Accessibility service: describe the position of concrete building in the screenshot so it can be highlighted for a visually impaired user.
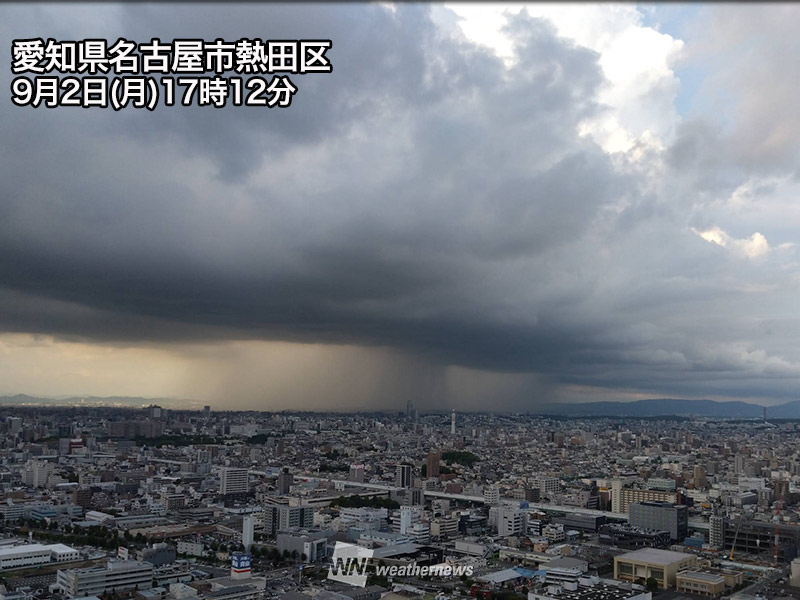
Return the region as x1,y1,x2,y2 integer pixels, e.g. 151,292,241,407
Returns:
709,515,725,549
430,515,459,538
0,543,79,570
613,548,697,588
614,488,676,514
484,486,500,505
176,541,204,557
539,557,588,585
349,464,365,483
137,543,176,566
790,557,800,587
628,502,688,542
675,572,725,597
242,515,254,552
57,560,154,598
426,450,441,479
499,504,525,537
395,465,412,489
276,531,329,562
219,468,249,496
277,468,294,495
528,579,652,600
553,513,606,532
599,524,671,549
530,478,561,498
262,505,314,537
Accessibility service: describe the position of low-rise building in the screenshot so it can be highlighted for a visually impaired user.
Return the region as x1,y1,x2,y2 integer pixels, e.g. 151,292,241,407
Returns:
0,543,79,570
613,548,697,589
675,571,725,597
57,560,154,598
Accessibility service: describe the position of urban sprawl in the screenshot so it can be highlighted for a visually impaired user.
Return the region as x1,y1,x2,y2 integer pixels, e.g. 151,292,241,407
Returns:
1,404,800,600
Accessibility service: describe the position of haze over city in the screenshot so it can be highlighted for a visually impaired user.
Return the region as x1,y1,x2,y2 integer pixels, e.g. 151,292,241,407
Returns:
3,4,800,411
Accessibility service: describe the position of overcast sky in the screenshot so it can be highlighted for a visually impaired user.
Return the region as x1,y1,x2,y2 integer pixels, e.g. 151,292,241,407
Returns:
2,3,800,411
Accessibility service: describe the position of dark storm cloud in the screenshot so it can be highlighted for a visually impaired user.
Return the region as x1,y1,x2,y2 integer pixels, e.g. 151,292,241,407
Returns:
3,3,800,406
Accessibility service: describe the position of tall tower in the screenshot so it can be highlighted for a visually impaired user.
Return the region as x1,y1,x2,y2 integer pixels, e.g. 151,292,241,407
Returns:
611,479,623,514
395,464,412,488
426,450,441,479
450,409,456,435
242,515,254,552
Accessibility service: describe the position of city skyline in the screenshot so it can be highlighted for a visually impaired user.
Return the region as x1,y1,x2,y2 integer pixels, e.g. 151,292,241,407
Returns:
3,4,800,411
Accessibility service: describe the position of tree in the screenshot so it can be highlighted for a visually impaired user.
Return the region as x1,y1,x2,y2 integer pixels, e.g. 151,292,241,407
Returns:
645,577,659,591
300,553,307,562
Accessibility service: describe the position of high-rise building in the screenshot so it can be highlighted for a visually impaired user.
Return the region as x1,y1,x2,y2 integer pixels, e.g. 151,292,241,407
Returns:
72,488,93,509
277,468,294,495
242,515,254,551
484,485,500,505
219,467,249,496
399,505,421,534
735,455,747,474
8,417,22,435
396,464,412,489
709,515,725,549
21,460,55,488
426,450,441,479
628,501,688,542
530,478,561,498
611,479,623,514
262,506,314,537
693,466,707,489
451,410,456,435
614,486,676,514
349,464,365,483
498,504,525,537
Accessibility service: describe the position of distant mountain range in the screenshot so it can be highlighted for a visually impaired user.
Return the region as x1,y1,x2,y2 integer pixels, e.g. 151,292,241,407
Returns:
0,393,195,409
1,393,799,419
536,398,800,418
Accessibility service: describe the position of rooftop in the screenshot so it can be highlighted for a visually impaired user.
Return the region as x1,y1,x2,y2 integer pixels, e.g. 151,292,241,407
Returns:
677,571,725,583
616,548,692,566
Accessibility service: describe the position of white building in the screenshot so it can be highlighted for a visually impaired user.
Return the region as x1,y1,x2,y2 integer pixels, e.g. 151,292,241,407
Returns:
242,515,254,552
530,478,561,498
484,486,500,505
219,468,249,496
499,505,526,537
57,560,153,598
20,460,55,488
0,543,79,570
398,505,422,534
176,541,204,557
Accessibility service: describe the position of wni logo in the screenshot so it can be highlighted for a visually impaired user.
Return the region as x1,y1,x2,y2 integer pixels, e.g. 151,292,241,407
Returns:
328,542,374,587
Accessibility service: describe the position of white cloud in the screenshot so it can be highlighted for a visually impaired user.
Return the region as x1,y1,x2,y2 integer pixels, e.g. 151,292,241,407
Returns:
692,225,770,259
441,3,683,154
